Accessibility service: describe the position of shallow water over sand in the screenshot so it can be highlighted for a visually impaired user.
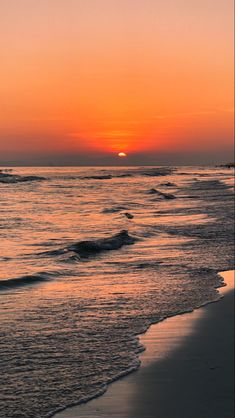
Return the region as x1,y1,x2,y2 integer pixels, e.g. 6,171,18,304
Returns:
0,166,234,418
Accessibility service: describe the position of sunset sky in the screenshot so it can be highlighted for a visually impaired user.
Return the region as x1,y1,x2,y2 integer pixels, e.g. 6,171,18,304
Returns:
0,0,234,165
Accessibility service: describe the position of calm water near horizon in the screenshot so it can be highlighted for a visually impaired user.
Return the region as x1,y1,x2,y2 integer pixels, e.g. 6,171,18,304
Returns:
0,166,234,418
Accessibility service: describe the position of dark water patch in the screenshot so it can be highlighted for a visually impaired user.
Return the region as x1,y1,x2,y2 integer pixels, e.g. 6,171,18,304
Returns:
0,272,53,290
68,230,137,257
114,173,133,178
61,173,133,181
188,179,230,190
0,172,46,183
147,188,176,199
177,172,192,175
179,193,234,200
179,179,234,201
124,212,134,219
102,206,128,214
106,260,162,271
134,261,162,270
39,248,68,257
40,231,137,260
81,175,112,180
160,182,176,187
80,174,133,180
140,168,173,177
166,221,234,241
218,163,235,168
177,172,212,177
0,256,11,261
179,195,202,199
147,188,159,194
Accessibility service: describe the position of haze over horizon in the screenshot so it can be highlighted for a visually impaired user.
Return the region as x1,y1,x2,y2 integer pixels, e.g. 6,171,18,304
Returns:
0,0,234,166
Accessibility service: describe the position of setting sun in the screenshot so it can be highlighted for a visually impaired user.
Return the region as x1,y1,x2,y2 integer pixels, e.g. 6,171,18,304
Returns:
0,0,233,167
0,2,234,418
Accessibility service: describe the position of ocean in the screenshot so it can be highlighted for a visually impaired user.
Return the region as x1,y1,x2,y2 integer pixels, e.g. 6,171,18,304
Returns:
0,166,234,418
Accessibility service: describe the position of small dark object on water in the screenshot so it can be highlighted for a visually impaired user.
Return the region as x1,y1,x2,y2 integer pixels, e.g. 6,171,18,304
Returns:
124,212,134,219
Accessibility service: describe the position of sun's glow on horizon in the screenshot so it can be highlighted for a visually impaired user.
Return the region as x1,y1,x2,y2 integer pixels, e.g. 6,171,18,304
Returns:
0,0,233,163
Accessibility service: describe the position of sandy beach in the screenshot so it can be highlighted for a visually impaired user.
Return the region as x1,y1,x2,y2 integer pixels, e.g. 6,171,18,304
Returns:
55,270,234,418
1,1,234,416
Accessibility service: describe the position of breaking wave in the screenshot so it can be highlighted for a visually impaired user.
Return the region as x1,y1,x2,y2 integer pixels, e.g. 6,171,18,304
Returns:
0,272,53,289
0,171,46,183
40,230,137,259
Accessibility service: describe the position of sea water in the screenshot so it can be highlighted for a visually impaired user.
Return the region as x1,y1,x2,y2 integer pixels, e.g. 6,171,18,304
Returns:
0,166,234,418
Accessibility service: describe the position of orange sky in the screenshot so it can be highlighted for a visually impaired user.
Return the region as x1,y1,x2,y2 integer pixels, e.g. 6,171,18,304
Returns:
0,0,234,165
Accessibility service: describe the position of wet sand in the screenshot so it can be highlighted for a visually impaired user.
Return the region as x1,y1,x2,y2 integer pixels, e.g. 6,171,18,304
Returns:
55,270,234,418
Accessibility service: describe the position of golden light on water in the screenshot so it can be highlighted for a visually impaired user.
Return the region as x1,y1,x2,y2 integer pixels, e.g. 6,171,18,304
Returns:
118,152,127,157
